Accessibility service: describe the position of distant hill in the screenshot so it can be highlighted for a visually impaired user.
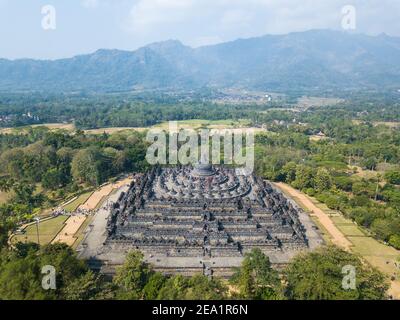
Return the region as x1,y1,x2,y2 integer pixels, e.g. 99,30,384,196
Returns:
1,30,400,92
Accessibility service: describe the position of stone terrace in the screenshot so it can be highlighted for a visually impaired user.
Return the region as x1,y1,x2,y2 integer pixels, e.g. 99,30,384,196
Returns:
88,165,322,278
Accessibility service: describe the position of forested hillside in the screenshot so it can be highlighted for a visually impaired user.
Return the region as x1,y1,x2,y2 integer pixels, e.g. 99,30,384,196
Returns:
1,30,400,92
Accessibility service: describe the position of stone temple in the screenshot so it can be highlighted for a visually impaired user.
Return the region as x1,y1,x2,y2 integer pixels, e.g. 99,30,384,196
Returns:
82,164,323,277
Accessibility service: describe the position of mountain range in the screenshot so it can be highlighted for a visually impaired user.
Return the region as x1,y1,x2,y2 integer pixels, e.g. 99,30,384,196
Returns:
1,29,400,93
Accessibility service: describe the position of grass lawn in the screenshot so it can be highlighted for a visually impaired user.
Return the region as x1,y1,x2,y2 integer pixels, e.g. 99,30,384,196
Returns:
83,119,252,135
313,197,400,290
84,127,148,135
31,123,75,131
277,182,400,296
155,119,251,130
63,191,93,212
330,216,366,237
11,215,68,245
0,123,75,134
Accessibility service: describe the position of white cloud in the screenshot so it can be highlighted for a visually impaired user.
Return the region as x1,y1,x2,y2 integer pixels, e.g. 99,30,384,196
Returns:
1,0,400,59
123,0,353,46
220,10,253,30
81,0,99,9
128,0,195,32
124,0,400,40
191,35,223,48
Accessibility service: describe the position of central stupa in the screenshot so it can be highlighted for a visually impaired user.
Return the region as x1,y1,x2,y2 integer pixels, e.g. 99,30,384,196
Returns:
191,162,216,177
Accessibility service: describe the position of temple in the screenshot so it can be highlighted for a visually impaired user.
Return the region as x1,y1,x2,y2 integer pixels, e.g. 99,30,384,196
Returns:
80,164,323,277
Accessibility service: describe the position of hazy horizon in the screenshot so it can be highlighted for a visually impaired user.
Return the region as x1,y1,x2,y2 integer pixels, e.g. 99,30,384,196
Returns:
2,28,397,62
1,0,399,60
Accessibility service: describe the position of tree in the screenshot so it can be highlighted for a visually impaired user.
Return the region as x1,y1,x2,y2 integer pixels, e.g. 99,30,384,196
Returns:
361,157,377,171
0,243,88,300
62,271,105,300
333,175,353,192
292,165,314,190
385,170,400,185
42,168,63,190
0,148,25,179
71,148,101,186
156,274,226,300
0,249,51,300
0,177,14,193
142,272,167,300
156,275,189,300
12,183,45,208
113,250,152,299
38,243,89,297
230,248,283,300
371,218,394,241
389,234,400,250
185,275,227,300
281,162,297,183
315,167,332,192
285,246,389,300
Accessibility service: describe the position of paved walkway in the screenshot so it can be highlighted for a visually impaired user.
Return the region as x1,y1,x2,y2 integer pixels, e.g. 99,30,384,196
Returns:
77,184,130,259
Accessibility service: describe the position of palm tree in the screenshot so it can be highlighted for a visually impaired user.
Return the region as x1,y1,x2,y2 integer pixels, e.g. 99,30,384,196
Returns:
0,177,14,193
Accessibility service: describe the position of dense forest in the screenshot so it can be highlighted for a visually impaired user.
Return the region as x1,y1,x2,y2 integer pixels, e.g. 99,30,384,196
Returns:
0,91,399,129
255,118,400,249
0,243,388,300
0,128,149,246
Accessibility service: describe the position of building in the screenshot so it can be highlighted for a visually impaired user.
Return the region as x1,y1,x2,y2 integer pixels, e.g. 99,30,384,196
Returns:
80,164,323,278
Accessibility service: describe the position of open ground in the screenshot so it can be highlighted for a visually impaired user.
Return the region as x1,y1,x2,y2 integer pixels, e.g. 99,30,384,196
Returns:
275,182,400,299
10,177,132,248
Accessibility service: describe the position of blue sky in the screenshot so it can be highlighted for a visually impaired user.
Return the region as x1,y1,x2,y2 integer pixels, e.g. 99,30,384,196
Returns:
1,0,399,60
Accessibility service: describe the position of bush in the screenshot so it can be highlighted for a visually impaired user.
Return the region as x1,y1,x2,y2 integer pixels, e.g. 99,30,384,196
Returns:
385,170,400,185
350,195,371,207
304,188,316,196
371,219,393,241
316,192,346,211
389,235,400,250
333,175,353,192
347,207,377,228
324,196,342,210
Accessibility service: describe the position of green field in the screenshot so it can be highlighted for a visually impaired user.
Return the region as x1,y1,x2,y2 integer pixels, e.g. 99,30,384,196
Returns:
11,215,68,245
154,119,252,130
63,191,93,212
2,119,255,137
309,197,400,283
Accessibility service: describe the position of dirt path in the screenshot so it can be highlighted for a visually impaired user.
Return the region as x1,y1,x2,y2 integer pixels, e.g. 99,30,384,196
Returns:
275,183,352,250
275,182,400,299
